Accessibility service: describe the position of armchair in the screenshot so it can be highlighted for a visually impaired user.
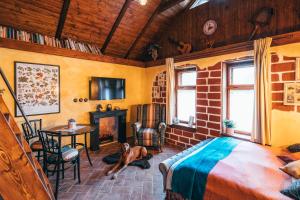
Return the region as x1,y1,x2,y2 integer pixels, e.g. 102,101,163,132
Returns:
131,104,166,152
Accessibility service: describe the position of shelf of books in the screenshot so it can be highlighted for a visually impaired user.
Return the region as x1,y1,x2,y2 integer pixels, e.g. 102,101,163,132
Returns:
0,25,144,67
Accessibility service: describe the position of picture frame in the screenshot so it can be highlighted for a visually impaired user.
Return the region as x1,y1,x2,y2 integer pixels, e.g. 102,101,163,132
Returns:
157,72,165,86
14,61,60,117
284,82,300,105
153,86,160,98
296,58,300,81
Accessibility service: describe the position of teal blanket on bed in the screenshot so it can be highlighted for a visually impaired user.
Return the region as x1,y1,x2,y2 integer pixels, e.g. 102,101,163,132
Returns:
171,137,241,200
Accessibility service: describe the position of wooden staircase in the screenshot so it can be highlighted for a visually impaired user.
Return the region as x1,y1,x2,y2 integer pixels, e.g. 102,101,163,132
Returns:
0,72,54,199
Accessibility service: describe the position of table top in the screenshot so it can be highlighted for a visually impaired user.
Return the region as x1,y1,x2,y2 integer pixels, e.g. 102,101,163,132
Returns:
47,124,95,136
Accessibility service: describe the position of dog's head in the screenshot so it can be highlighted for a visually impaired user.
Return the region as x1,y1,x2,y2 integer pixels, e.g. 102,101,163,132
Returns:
120,143,130,154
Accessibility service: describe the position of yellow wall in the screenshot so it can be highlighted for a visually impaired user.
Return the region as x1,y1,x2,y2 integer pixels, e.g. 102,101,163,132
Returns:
0,48,147,145
145,43,300,147
1,43,300,147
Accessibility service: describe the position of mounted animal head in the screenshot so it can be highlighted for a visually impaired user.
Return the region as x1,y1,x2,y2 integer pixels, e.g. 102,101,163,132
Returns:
120,143,130,154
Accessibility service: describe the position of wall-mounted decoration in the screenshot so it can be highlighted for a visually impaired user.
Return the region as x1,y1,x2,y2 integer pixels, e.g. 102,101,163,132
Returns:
147,44,161,61
158,73,165,86
249,7,274,40
168,37,192,55
296,58,300,80
153,86,161,98
203,19,218,36
15,62,60,117
284,82,300,105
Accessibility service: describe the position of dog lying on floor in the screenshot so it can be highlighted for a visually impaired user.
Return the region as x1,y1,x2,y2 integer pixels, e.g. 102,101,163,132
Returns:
106,143,147,179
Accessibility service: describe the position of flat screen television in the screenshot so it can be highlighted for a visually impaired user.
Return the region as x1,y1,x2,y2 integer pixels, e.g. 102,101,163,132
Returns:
89,77,125,100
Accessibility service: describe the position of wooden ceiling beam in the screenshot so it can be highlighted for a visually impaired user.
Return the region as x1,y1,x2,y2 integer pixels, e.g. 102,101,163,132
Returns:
55,0,71,39
101,0,133,54
158,0,186,13
125,3,163,59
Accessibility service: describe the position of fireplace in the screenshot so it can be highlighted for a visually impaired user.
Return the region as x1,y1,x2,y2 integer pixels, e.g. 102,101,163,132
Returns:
89,109,127,151
99,117,118,144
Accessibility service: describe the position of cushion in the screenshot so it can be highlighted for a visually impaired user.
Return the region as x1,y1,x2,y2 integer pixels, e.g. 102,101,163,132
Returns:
48,146,78,163
61,146,79,161
288,144,300,153
278,155,295,164
280,160,300,179
141,104,161,129
281,180,300,199
30,141,43,150
137,128,158,146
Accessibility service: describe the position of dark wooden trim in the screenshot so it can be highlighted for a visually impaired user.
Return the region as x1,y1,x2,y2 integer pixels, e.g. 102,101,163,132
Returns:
101,0,133,54
145,30,300,67
125,2,162,59
0,38,145,67
159,0,186,13
55,0,71,39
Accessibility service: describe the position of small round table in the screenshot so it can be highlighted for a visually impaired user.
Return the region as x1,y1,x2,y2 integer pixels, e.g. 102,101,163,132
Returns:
48,124,95,166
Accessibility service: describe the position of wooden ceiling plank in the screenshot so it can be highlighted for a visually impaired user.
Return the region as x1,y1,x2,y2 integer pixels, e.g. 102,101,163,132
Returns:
125,3,163,59
159,0,186,13
101,0,133,54
55,0,71,39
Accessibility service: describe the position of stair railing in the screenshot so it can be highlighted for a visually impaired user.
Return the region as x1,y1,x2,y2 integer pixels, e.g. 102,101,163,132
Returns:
0,67,34,135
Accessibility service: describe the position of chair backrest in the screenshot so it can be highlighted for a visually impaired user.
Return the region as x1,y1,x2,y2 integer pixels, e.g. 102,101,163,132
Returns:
38,130,62,156
136,104,166,129
21,119,42,142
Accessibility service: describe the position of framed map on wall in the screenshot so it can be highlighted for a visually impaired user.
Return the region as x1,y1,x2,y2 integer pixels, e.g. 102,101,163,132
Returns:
14,62,60,117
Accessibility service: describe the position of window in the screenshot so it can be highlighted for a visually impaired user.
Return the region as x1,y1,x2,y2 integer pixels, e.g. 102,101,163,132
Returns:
226,61,255,135
175,68,196,124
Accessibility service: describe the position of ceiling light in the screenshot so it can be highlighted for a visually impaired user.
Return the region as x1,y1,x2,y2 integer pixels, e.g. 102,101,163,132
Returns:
137,0,147,6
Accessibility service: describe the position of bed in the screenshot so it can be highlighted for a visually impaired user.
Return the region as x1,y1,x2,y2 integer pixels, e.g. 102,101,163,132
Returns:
159,137,293,200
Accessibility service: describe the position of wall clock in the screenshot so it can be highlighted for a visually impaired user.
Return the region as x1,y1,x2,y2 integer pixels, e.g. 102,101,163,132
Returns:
203,20,217,35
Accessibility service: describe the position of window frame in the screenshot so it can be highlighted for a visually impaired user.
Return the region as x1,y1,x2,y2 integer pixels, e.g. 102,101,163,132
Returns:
175,68,197,124
226,61,255,136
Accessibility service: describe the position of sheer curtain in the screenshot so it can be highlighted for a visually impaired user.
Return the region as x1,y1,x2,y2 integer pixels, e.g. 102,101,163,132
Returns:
166,58,175,125
252,37,272,145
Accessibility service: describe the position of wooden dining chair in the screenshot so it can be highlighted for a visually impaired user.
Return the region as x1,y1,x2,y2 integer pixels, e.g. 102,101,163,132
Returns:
21,119,43,162
38,130,81,199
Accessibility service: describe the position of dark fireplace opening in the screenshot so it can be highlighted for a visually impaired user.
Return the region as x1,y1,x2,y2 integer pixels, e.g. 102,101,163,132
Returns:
99,116,118,145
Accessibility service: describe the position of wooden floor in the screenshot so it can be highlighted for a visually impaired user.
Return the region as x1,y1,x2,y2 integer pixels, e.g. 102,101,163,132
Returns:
47,143,180,200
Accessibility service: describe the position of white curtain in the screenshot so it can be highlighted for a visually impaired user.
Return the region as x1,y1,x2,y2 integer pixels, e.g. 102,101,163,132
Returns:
252,37,272,145
166,58,175,124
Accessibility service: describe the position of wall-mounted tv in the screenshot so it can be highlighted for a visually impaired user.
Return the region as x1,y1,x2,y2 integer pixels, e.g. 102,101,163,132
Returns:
89,77,125,100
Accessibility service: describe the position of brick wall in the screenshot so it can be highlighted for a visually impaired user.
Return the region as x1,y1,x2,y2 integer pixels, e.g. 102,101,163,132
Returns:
271,53,300,112
151,63,223,149
196,62,223,138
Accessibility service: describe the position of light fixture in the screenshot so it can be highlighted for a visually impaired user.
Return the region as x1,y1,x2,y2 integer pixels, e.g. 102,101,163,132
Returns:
137,0,147,6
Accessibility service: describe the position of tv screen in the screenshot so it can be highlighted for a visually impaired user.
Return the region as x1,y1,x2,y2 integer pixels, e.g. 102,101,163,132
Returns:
89,77,125,100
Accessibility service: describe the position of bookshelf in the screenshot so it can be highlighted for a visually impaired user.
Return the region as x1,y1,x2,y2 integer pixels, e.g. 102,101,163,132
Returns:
0,37,145,67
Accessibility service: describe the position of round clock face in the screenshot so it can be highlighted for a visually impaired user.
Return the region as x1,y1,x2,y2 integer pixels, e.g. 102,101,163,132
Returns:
203,20,217,35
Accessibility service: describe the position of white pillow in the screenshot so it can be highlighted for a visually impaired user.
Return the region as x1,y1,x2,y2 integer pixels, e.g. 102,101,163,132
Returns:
280,160,300,179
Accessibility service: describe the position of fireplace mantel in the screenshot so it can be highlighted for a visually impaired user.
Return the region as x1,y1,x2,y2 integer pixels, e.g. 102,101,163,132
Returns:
89,109,127,151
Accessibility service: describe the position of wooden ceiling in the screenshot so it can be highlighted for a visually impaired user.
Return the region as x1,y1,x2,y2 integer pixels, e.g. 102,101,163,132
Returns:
0,0,192,61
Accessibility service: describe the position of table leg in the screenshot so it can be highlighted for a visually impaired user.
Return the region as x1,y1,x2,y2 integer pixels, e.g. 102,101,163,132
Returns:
85,132,93,166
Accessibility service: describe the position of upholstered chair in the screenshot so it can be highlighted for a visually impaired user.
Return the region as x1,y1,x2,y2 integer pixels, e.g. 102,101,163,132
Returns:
131,104,166,152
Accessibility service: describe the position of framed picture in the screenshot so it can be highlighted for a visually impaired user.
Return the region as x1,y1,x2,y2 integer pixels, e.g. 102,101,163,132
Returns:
284,82,300,105
15,62,60,117
153,86,160,98
296,58,300,81
157,72,165,86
